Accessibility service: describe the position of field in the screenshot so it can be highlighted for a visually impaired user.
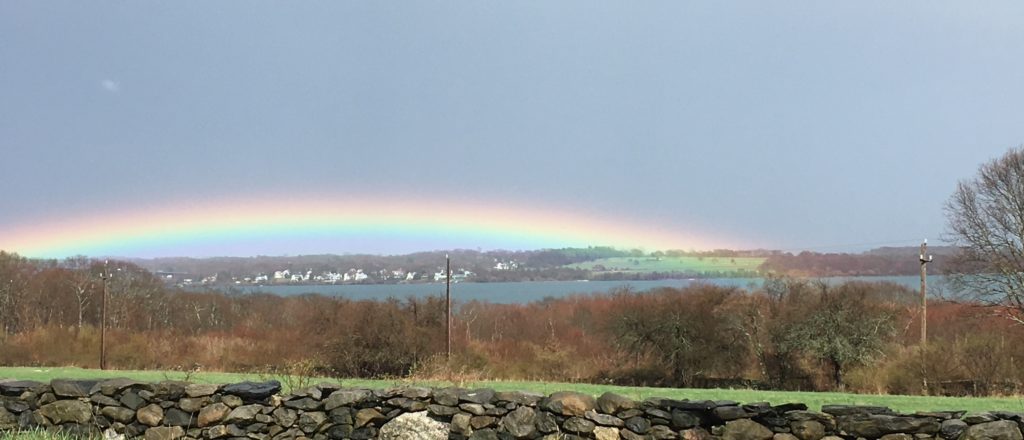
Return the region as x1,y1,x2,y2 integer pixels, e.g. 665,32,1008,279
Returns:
2,367,1022,414
568,256,765,275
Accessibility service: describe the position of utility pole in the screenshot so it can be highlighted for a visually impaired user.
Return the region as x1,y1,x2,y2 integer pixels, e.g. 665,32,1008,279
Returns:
100,260,109,370
445,254,451,362
919,240,933,393
920,240,932,346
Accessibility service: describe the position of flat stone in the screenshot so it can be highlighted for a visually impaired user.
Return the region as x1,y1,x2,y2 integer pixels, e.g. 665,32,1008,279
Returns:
598,392,637,415
220,394,242,408
432,388,460,406
222,381,281,401
790,420,825,440
355,408,386,428
494,391,543,406
325,424,353,440
50,379,98,397
594,426,620,440
939,419,968,439
91,393,121,406
838,415,939,438
283,397,320,411
714,405,753,421
0,407,17,430
0,381,44,396
626,416,651,434
585,409,624,427
323,389,371,410
185,384,221,398
672,410,702,429
821,405,893,417
649,425,678,440
272,407,297,427
93,378,153,396
297,411,327,433
224,404,263,425
328,407,353,425
180,397,209,413
400,387,431,399
470,415,497,429
564,417,596,434
964,413,1000,424
427,404,460,417
452,413,473,436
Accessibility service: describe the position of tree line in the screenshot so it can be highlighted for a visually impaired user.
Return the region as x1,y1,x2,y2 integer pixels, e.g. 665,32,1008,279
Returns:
1,250,1018,396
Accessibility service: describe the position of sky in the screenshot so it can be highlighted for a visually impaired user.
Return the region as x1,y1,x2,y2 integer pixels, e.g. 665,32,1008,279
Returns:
2,1,1023,258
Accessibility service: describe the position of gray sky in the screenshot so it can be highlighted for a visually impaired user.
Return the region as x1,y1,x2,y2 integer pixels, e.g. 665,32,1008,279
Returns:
2,1,1023,256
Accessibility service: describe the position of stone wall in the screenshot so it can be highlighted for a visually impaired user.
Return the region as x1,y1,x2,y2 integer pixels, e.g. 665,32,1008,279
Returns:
0,379,1014,440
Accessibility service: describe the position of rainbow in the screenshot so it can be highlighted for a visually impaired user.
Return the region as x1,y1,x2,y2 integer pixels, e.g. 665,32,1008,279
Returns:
0,196,727,258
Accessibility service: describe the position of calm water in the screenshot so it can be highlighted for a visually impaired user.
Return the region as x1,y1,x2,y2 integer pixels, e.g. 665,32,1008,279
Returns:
221,275,940,304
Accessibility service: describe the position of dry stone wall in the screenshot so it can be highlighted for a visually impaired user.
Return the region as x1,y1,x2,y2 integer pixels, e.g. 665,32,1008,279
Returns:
0,379,1016,440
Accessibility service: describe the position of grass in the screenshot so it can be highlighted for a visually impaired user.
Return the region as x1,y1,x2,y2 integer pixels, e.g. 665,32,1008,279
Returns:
568,256,765,275
3,367,1023,413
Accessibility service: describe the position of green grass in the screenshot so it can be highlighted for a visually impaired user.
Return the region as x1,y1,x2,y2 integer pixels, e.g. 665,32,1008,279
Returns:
568,256,765,275
3,367,1022,413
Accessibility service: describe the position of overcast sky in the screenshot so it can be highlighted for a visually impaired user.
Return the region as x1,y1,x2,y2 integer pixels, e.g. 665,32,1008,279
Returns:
2,1,1023,256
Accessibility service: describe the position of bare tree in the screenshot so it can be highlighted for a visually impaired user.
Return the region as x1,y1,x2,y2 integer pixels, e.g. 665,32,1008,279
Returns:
946,146,1024,323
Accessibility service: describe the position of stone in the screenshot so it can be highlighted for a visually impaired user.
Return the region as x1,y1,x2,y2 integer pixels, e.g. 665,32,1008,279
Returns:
714,405,753,421
155,381,190,400
387,397,427,412
460,403,486,415
297,412,327,433
4,399,29,413
821,405,893,417
222,381,282,401
646,408,672,420
626,416,652,434
879,434,914,440
721,419,774,440
146,426,186,440
586,409,624,427
328,407,353,425
664,400,716,411
536,411,559,433
180,397,209,413
350,427,377,439
594,426,620,440
272,407,297,427
186,383,221,398
289,386,323,400
540,391,597,417
283,397,320,411
166,408,197,427
459,388,496,405
94,378,152,396
963,413,1000,424
672,410,702,429
621,428,653,440
790,420,825,440
649,425,678,440
198,403,232,427
325,424,353,440
323,389,371,410
427,404,460,417
774,435,799,440
138,403,165,427
102,406,136,423
224,404,263,425
220,394,243,408
355,408,386,428
838,415,939,438
916,411,966,420
939,418,968,439
680,427,712,440
470,415,497,429
959,420,1023,440
433,388,461,406
39,399,93,424
496,405,534,437
598,392,637,414
91,393,122,406
376,411,449,440
0,407,17,430
452,412,473,435
0,380,44,396
564,417,596,434
121,391,147,410
774,403,809,413
494,391,544,406
468,429,499,440
50,379,99,397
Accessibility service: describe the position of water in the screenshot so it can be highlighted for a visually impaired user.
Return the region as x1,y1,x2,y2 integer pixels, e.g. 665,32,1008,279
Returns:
218,275,937,304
